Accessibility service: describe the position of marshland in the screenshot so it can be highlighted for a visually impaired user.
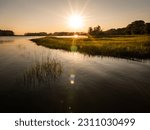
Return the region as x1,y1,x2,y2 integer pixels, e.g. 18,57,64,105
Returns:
31,35,150,59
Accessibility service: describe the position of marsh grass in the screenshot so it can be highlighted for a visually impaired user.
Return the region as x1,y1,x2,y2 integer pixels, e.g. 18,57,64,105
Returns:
31,35,150,59
23,56,63,88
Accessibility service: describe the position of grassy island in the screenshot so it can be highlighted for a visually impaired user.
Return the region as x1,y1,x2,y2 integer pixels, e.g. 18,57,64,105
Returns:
31,35,150,59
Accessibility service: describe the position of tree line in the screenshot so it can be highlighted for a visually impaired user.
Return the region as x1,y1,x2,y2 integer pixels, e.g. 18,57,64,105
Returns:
0,30,14,36
24,32,48,36
1,20,150,36
24,32,87,36
52,32,86,36
88,20,150,36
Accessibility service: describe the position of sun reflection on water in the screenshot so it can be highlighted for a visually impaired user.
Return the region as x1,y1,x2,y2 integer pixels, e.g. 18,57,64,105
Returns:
70,74,76,85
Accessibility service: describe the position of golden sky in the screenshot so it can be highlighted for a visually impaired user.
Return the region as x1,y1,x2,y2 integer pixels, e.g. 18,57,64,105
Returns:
0,0,150,35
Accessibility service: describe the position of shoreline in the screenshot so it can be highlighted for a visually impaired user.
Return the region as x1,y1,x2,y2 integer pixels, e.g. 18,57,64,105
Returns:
31,35,150,59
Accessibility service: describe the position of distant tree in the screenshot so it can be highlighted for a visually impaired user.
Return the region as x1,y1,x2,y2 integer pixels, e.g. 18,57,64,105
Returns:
88,20,150,36
125,24,132,35
104,29,117,35
145,23,150,34
116,28,126,35
88,27,93,35
88,25,103,36
94,25,101,35
126,20,145,34
48,33,53,36
53,32,73,36
0,30,14,36
24,32,47,36
96,25,101,32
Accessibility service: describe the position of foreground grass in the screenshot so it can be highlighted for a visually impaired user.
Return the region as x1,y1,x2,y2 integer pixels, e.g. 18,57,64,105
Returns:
24,57,62,87
31,35,150,59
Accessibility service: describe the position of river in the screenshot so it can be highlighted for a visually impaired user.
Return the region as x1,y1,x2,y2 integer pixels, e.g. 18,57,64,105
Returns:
0,36,150,112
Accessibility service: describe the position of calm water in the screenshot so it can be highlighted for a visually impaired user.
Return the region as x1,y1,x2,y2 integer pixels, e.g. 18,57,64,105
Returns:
0,36,150,112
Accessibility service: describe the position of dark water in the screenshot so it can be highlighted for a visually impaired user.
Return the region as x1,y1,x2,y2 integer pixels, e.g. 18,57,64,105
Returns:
0,36,150,112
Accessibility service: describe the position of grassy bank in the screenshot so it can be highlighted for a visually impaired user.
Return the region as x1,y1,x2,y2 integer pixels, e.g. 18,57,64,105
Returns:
31,35,150,59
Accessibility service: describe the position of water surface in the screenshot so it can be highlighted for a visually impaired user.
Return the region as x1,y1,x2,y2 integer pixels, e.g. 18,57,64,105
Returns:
0,36,150,112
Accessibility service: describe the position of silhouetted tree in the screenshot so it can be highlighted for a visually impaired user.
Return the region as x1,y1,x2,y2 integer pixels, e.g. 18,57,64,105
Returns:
116,28,126,35
101,20,150,36
126,20,145,34
96,25,101,32
48,33,53,36
104,29,117,35
94,25,101,35
24,32,47,36
88,27,93,35
0,30,14,36
88,25,103,36
145,23,150,34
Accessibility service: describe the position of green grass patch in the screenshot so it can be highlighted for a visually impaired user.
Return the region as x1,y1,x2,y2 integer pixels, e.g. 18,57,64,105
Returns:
31,35,150,59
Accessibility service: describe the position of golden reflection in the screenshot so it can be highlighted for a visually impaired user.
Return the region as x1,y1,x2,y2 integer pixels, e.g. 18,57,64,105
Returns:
70,74,76,85
70,80,75,84
74,34,79,38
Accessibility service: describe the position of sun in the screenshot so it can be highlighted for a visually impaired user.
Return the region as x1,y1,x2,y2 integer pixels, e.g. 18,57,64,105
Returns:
68,14,84,29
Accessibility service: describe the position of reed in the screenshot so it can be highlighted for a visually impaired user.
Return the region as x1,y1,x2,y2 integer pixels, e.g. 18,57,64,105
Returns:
23,55,63,88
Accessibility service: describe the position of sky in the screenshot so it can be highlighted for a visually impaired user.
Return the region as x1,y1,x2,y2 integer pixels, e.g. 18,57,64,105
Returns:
0,0,150,35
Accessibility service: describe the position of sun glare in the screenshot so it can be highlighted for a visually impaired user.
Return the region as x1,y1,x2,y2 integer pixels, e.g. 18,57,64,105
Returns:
74,34,78,38
68,14,84,29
